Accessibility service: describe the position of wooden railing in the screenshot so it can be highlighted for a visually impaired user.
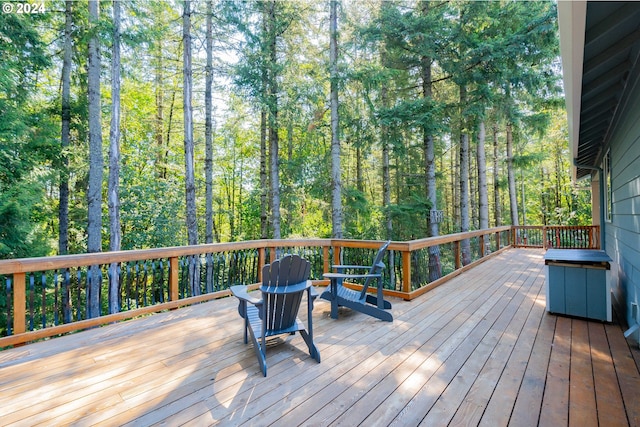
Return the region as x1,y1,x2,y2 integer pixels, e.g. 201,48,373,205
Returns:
0,225,597,347
511,225,600,249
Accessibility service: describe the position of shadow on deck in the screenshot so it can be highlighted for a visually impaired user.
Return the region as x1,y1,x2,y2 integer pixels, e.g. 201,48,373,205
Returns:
0,249,639,426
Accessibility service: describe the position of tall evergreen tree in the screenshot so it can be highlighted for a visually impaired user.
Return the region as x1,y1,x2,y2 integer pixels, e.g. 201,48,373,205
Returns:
87,0,103,318
108,0,122,314
59,0,73,256
330,0,342,238
265,0,281,239
183,0,199,294
205,0,216,245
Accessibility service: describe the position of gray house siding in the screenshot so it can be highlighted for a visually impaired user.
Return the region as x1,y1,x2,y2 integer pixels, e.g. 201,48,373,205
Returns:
605,70,640,331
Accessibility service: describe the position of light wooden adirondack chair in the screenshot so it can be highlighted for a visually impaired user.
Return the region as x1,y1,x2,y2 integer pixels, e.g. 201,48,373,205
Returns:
321,241,393,322
230,254,320,376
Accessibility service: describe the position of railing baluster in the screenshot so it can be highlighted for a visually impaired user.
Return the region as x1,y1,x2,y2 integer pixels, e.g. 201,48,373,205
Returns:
28,273,35,331
159,260,166,303
142,262,148,306
151,261,157,304
41,272,47,329
76,269,83,321
135,263,141,309
6,277,13,335
53,271,59,326
62,269,70,324
123,264,129,310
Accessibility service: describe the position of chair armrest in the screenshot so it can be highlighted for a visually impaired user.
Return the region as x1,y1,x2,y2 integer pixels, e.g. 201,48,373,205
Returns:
262,280,310,295
332,264,371,270
309,284,319,299
230,285,262,306
323,272,382,280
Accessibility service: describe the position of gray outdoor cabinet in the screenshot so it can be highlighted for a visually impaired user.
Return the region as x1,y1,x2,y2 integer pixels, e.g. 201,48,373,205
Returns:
544,249,612,322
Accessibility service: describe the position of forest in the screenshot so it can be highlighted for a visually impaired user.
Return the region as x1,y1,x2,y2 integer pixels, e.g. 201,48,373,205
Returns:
0,0,591,260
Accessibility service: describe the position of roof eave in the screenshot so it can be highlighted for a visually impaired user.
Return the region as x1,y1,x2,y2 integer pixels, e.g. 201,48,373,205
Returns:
557,0,587,181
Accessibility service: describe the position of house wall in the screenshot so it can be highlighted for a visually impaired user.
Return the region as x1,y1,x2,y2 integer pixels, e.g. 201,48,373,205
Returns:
605,69,640,336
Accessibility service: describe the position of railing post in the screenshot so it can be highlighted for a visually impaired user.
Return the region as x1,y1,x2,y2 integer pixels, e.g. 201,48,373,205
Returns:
454,241,461,270
333,245,341,267
169,257,179,302
479,235,485,257
543,226,547,250
402,251,411,293
258,247,266,282
13,272,26,335
323,246,330,274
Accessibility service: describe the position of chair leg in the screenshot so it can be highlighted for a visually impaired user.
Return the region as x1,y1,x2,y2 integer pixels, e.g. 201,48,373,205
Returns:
243,315,249,344
320,281,340,319
300,330,321,363
304,288,320,362
254,342,267,377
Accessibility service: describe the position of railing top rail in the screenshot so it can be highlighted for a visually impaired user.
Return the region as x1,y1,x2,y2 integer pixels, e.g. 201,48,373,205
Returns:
402,226,512,251
0,225,592,275
513,225,598,229
0,238,333,275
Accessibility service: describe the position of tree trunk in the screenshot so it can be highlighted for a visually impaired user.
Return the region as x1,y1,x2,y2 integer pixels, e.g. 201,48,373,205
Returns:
492,123,501,226
269,119,281,240
204,0,215,292
59,0,73,323
330,0,342,238
382,137,391,237
379,3,393,242
87,0,103,319
459,85,471,266
469,141,477,229
108,0,122,314
452,139,460,229
419,0,441,281
477,121,488,229
506,121,519,226
381,86,392,240
205,0,214,245
260,108,268,239
259,3,269,239
266,0,281,240
59,0,72,257
183,0,199,295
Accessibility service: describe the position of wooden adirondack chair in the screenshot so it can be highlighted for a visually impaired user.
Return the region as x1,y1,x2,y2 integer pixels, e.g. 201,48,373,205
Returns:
320,241,393,322
230,254,320,376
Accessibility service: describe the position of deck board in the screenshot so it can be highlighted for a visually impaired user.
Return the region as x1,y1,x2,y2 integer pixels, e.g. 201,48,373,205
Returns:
1,248,639,426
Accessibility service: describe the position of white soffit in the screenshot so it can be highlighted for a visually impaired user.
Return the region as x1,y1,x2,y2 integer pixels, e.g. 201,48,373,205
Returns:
557,0,586,181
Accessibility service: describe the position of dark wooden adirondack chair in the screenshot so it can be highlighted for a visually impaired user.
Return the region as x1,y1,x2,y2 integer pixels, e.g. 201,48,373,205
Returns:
320,241,393,322
230,254,320,376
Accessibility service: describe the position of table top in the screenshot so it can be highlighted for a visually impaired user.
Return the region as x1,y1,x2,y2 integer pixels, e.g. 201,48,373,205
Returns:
544,249,612,264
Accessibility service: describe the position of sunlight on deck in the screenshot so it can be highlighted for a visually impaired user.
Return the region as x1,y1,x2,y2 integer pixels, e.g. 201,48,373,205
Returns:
1,249,639,426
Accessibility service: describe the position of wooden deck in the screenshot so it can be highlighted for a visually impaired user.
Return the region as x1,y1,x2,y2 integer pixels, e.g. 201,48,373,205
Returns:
1,249,639,426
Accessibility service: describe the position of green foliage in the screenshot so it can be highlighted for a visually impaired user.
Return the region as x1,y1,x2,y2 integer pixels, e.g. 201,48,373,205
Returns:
0,0,592,261
0,12,58,259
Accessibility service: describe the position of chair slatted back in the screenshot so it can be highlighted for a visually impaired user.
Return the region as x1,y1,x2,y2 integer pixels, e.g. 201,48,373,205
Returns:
261,255,311,333
359,241,391,299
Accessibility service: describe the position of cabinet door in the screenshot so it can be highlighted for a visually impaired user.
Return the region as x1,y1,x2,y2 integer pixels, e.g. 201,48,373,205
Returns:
564,267,587,318
586,268,607,321
547,265,566,314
